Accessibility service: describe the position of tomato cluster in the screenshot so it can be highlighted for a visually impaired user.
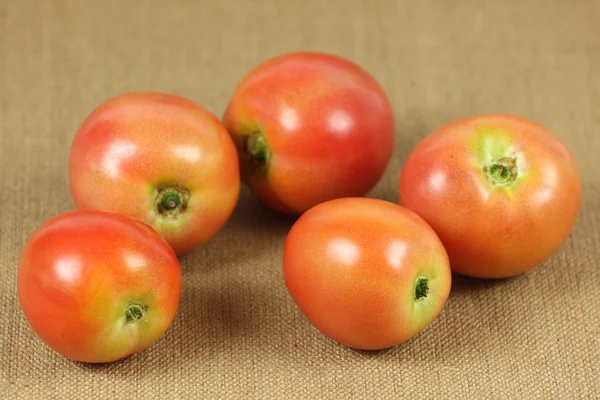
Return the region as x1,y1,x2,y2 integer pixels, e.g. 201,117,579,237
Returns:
17,52,581,362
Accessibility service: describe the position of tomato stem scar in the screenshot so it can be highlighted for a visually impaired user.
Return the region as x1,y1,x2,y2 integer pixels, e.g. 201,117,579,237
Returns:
245,132,270,162
155,185,191,219
124,302,147,323
414,277,429,301
483,157,518,186
161,193,181,211
240,132,271,180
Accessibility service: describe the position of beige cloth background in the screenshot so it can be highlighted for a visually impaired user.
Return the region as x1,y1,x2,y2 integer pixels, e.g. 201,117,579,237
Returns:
1,0,599,398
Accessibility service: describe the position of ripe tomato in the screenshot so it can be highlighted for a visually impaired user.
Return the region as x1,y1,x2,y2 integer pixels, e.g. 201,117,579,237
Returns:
283,198,451,350
17,210,182,363
399,114,581,279
223,52,395,215
69,92,240,255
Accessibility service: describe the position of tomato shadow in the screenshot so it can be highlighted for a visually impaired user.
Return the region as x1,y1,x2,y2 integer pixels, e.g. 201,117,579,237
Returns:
226,186,298,235
448,273,520,293
163,276,299,364
74,355,133,371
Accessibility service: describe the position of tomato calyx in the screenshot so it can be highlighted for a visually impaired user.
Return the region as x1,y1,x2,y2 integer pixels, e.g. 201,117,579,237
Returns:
123,302,147,323
414,276,429,301
161,193,181,210
483,157,518,186
155,185,190,219
242,131,271,178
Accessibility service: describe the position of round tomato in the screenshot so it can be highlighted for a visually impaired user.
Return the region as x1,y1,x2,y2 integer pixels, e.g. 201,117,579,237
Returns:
399,114,581,279
283,198,451,350
223,51,395,215
17,210,181,363
69,92,240,255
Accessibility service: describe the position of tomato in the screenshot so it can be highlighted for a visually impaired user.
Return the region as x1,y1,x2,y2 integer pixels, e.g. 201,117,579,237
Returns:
283,198,451,350
223,51,395,215
17,210,181,363
69,92,240,255
399,114,581,279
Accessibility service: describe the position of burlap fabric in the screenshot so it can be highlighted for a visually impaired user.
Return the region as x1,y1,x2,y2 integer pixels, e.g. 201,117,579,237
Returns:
1,1,599,398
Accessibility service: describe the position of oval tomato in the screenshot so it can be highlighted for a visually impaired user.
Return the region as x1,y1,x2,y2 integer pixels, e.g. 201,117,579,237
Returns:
283,198,451,350
69,92,240,255
399,114,581,279
223,52,395,215
17,210,181,363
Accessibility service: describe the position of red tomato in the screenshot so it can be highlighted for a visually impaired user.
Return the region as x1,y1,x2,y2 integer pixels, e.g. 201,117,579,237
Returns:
69,92,240,255
17,210,181,363
283,198,451,350
223,52,395,215
399,114,581,279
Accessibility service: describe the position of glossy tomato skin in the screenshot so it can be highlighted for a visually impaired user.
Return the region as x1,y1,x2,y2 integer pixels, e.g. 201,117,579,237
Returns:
223,52,395,215
17,210,182,363
283,198,451,350
69,92,240,255
399,114,581,279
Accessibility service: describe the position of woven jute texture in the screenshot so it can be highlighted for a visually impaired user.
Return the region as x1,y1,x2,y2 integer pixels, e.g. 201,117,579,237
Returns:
1,0,599,399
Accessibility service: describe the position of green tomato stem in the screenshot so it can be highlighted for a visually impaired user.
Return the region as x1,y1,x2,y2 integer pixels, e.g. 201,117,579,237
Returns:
155,185,190,219
239,131,272,181
245,133,270,162
161,192,181,211
414,277,429,301
483,157,518,186
124,302,146,323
